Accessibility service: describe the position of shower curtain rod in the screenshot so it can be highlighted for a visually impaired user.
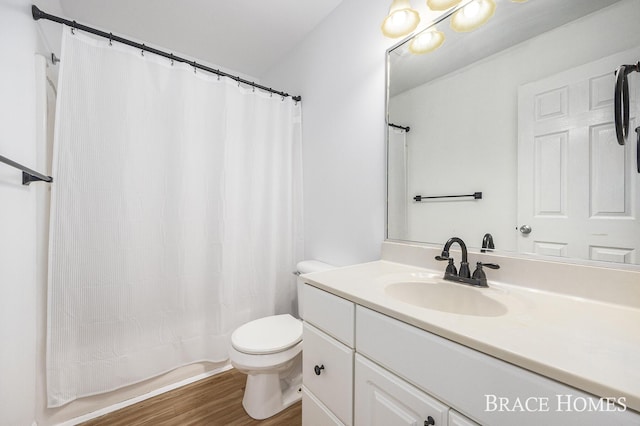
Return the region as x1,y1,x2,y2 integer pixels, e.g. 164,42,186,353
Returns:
0,154,53,185
31,5,302,102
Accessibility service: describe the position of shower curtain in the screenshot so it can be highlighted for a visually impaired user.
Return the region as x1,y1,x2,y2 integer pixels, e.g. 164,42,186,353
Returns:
387,128,408,240
47,28,303,407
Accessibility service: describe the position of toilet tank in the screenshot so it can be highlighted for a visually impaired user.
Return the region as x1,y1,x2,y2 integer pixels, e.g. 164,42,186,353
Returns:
295,260,334,319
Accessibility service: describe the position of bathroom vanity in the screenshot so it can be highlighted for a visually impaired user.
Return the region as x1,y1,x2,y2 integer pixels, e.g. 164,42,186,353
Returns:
299,243,640,426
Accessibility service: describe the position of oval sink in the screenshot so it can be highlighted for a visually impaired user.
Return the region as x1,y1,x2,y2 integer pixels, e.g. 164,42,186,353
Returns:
385,281,508,317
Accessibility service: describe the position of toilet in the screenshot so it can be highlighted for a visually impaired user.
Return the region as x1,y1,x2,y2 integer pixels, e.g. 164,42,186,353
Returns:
229,260,333,420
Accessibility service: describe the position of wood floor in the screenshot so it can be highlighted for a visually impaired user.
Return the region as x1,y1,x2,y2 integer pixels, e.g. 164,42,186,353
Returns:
80,369,301,426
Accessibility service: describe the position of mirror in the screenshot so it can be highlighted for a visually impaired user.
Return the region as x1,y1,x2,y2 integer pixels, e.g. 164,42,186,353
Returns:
387,0,640,265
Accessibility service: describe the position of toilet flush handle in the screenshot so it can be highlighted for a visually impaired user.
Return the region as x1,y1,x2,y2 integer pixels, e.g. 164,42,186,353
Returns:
314,364,325,375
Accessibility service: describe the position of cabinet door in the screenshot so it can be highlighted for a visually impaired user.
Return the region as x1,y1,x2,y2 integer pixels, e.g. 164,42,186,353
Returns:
302,386,345,426
449,410,480,426
354,354,449,426
303,322,354,425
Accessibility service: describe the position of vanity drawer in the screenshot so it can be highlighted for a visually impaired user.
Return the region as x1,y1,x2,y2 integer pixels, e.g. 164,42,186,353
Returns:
303,284,355,347
303,322,354,425
354,354,448,426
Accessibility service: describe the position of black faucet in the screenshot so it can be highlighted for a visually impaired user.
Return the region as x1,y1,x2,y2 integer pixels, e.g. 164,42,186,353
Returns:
436,237,470,278
481,233,494,253
435,237,499,287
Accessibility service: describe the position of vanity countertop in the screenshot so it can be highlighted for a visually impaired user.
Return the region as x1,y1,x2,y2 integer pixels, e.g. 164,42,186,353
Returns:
301,260,640,413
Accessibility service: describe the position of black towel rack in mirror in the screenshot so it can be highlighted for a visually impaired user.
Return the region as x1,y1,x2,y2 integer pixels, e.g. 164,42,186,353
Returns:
413,192,482,202
614,61,640,146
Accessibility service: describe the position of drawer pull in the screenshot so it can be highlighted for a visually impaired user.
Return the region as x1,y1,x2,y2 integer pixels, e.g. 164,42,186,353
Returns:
314,364,325,375
424,416,435,425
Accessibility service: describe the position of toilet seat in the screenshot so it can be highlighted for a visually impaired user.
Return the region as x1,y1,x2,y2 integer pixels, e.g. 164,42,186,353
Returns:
231,314,302,355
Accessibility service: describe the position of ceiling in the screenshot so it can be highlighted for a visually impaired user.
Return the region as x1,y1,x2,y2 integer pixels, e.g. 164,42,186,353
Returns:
58,0,344,79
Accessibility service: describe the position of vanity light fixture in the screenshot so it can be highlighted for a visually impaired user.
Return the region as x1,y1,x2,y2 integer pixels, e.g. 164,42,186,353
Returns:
409,28,445,54
426,0,462,11
381,0,421,38
450,0,496,32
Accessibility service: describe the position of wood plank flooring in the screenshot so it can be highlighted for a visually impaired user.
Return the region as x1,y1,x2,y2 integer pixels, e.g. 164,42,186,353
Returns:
80,368,301,426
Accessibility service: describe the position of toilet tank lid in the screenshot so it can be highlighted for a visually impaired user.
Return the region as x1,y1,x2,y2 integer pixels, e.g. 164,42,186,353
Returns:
296,260,334,274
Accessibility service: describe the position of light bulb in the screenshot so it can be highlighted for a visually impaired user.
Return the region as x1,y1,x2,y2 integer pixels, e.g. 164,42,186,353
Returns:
462,1,481,17
381,0,421,38
426,0,462,11
409,29,445,54
450,0,495,32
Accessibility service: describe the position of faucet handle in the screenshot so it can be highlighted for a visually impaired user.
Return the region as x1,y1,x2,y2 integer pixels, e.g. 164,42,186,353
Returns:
472,262,499,279
435,248,451,261
477,262,500,269
445,258,458,276
435,255,458,275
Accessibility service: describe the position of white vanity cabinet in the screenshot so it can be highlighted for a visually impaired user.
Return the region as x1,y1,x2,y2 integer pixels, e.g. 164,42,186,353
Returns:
302,284,355,425
301,283,639,425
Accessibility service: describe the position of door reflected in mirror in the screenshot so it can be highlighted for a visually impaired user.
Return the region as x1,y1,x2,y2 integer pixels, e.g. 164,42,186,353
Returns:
387,0,640,265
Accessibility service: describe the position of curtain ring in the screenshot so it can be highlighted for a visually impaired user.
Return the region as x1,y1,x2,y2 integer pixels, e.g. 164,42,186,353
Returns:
71,21,77,34
193,61,197,74
216,70,221,81
170,53,174,66
281,95,285,101
141,44,145,56
252,84,255,93
269,90,273,98
108,33,113,46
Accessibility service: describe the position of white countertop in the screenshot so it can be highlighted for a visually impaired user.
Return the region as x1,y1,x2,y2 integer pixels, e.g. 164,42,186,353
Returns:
301,260,640,413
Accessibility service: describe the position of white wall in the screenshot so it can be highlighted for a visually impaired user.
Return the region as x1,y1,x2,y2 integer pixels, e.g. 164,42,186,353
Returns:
261,0,400,266
0,1,47,424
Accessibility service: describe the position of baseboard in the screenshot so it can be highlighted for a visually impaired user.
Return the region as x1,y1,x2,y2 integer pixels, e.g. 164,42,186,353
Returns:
56,364,234,426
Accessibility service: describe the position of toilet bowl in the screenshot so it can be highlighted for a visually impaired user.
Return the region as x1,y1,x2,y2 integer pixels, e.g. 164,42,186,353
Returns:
229,260,333,420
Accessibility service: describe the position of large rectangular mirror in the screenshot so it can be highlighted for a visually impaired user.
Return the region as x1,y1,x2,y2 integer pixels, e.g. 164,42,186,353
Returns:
387,0,640,265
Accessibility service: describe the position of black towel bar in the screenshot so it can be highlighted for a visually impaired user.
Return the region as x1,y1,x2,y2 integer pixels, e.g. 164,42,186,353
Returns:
0,155,53,185
414,192,482,202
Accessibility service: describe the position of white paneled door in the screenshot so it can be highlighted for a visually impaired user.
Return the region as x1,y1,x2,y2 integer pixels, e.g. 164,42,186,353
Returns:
518,48,640,264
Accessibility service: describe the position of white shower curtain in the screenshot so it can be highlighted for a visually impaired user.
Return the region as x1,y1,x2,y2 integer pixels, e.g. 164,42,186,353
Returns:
47,28,303,407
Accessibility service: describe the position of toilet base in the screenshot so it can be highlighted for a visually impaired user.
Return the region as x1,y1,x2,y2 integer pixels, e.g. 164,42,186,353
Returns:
242,370,302,420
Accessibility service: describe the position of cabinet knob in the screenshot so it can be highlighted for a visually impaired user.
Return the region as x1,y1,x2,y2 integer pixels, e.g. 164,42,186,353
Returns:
424,416,435,425
314,364,325,376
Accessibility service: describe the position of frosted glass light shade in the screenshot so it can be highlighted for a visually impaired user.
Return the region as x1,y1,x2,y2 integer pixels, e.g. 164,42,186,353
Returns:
450,0,496,32
381,0,421,38
409,29,445,54
426,0,462,11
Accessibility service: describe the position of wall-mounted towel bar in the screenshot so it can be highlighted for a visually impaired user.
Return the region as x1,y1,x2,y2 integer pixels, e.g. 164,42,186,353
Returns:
413,192,482,202
614,61,640,145
0,155,53,185
388,123,410,132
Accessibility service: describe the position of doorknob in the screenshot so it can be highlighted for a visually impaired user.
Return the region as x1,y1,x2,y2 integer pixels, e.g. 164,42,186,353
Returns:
519,225,532,234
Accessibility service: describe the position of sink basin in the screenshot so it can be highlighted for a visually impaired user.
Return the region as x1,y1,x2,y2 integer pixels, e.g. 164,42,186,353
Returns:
385,281,508,317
